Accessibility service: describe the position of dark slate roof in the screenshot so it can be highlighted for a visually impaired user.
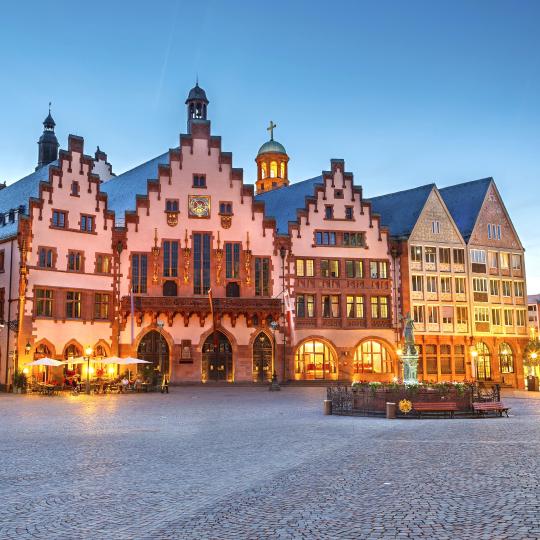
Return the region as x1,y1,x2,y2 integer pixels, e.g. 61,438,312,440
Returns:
368,184,435,238
186,84,208,103
101,151,170,224
255,176,324,234
439,178,492,240
0,162,57,240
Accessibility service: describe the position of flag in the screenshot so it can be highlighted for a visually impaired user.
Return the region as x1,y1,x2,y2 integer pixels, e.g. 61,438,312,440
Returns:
130,286,135,345
283,289,295,344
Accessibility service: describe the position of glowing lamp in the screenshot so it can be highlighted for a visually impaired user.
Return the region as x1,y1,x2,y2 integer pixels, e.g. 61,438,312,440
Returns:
107,366,115,376
531,352,538,360
470,350,478,358
85,346,93,357
396,348,403,357
22,367,29,375
88,366,95,375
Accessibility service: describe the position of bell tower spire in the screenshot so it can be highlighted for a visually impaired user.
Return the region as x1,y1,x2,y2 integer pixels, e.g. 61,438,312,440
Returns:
36,103,59,170
255,121,290,194
185,81,209,134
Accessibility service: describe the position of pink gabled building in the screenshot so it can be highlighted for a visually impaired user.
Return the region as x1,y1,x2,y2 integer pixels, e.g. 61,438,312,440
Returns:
0,84,529,389
0,84,396,389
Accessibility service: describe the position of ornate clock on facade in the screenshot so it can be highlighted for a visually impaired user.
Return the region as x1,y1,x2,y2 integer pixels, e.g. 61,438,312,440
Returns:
188,195,211,218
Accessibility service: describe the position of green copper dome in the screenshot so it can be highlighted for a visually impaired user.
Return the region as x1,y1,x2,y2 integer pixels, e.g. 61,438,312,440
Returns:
257,139,287,156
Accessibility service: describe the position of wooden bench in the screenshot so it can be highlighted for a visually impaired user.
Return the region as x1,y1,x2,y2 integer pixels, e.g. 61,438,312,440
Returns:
413,402,458,418
473,401,510,417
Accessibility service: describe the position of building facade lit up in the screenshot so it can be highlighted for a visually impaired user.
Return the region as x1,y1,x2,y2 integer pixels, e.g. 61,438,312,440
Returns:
0,84,529,389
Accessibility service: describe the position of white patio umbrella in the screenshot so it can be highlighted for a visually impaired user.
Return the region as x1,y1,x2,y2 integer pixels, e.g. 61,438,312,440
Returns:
116,357,151,365
61,357,87,365
25,357,63,367
25,357,63,383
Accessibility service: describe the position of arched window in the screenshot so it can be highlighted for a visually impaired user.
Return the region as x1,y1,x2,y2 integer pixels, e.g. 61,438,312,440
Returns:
295,340,336,380
280,162,285,178
35,344,51,358
354,340,392,374
261,162,267,179
270,161,277,178
475,342,491,380
64,344,81,360
499,343,514,373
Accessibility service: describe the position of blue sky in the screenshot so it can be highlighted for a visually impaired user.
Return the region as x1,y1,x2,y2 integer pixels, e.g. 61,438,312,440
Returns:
1,0,539,287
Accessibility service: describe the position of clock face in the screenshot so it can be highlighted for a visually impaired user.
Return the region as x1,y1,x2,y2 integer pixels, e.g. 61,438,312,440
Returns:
188,195,211,218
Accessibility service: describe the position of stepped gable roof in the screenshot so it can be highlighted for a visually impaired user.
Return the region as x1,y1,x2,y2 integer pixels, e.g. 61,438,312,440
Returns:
255,175,324,234
101,151,170,224
439,178,492,241
0,161,57,240
368,183,435,238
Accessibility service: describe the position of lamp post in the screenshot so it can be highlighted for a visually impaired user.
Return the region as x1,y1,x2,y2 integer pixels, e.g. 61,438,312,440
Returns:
279,246,287,384
84,346,93,395
157,320,165,374
269,320,280,391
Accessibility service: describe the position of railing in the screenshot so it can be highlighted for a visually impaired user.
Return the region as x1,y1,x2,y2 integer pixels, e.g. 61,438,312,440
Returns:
327,382,497,416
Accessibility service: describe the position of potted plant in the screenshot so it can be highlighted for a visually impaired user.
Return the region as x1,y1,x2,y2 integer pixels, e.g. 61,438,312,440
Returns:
12,370,27,394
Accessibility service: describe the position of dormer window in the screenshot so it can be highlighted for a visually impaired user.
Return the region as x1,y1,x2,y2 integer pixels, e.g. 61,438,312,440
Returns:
193,174,206,188
0,214,5,226
8,210,15,223
71,181,80,196
324,206,334,219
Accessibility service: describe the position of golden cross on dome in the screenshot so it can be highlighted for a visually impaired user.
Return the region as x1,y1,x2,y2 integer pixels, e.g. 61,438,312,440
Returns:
267,120,277,140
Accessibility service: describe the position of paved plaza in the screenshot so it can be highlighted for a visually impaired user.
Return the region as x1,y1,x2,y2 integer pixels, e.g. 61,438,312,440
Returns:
1,388,540,539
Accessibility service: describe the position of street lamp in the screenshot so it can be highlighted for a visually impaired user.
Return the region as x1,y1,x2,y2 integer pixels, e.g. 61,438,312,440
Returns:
25,340,31,355
157,320,165,374
279,246,287,383
84,346,93,395
269,320,280,391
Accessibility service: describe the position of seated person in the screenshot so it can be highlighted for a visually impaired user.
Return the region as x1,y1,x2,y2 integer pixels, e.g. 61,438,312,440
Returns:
120,376,129,392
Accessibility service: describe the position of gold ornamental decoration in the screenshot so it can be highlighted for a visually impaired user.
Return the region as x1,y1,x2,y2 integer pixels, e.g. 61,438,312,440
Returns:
244,251,252,285
215,249,223,285
183,248,191,284
188,195,210,218
151,228,160,284
221,215,232,229
398,399,412,414
166,211,179,227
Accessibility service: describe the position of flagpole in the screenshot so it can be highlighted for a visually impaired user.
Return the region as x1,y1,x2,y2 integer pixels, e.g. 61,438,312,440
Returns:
130,286,135,346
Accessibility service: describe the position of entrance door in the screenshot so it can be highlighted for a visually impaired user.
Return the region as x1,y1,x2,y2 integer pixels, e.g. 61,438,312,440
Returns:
313,352,325,380
137,330,169,373
202,332,233,382
253,332,272,382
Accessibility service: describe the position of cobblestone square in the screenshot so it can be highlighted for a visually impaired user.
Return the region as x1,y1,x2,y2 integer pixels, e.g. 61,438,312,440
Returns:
1,388,540,539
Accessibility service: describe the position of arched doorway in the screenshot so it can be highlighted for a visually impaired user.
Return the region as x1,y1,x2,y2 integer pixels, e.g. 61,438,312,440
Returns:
253,332,272,382
137,330,169,374
294,339,337,380
475,342,491,381
202,332,233,382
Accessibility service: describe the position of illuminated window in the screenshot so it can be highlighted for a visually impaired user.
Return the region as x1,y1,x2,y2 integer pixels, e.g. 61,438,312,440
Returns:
280,162,285,178
499,343,514,374
353,340,392,373
410,246,422,263
261,163,267,179
270,161,278,178
295,340,336,379
475,342,491,380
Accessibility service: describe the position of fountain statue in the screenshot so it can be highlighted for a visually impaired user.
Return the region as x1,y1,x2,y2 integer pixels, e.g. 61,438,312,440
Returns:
400,312,419,384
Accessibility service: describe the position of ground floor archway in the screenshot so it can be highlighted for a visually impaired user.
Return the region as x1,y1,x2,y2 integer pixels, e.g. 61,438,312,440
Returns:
294,339,337,380
137,330,170,374
253,332,272,382
202,332,233,382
